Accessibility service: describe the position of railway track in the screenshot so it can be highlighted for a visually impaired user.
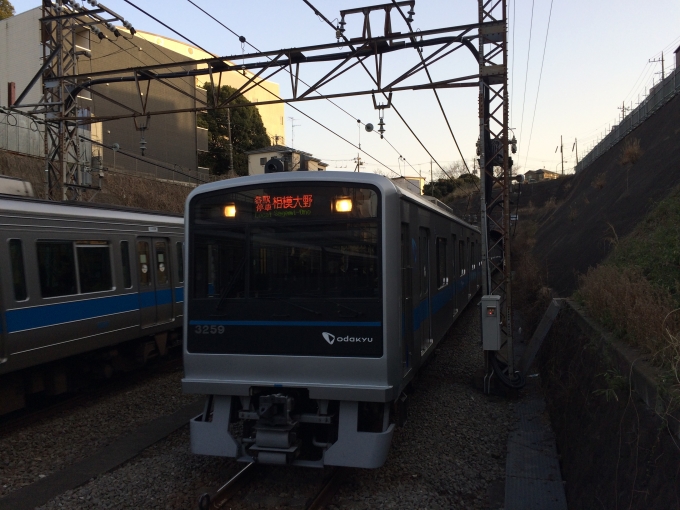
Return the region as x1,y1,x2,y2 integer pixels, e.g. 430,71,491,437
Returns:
0,355,183,435
198,463,348,510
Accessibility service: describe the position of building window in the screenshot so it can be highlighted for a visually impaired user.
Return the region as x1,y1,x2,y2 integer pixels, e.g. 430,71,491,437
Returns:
9,239,27,301
260,157,267,165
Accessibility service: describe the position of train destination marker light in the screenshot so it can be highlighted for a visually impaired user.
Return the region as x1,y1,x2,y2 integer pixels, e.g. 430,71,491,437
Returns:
223,204,236,217
334,197,353,213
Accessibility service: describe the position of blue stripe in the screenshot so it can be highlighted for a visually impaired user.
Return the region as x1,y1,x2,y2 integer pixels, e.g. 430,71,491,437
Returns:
156,288,173,306
175,286,184,303
139,290,156,309
190,320,382,327
6,293,140,333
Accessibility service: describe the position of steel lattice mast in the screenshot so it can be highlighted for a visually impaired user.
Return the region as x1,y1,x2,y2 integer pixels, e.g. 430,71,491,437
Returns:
478,0,516,384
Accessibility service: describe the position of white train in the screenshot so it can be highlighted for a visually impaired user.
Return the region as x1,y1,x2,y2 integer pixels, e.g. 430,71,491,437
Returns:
183,172,481,468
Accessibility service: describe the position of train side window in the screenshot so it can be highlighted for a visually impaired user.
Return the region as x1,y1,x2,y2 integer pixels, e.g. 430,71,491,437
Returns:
76,242,113,293
9,239,27,301
137,241,152,287
120,241,132,288
155,241,169,285
36,241,77,298
436,237,448,288
176,242,184,283
458,240,465,276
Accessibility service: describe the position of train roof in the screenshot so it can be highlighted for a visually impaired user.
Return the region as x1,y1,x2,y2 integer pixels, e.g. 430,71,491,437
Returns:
187,171,480,233
0,194,183,225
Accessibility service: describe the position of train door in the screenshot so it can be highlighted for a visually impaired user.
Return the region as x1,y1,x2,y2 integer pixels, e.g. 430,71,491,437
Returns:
136,237,174,328
458,238,466,311
418,227,432,354
401,224,413,374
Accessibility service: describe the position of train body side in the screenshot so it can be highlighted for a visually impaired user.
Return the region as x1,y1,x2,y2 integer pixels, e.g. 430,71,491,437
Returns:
0,197,184,384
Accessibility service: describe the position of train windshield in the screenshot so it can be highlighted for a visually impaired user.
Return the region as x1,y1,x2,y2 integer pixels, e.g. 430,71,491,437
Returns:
187,183,383,357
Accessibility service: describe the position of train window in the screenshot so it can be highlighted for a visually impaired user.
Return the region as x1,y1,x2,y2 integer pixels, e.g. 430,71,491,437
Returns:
9,239,27,301
436,237,448,288
176,242,184,283
470,242,476,270
77,242,113,293
120,241,132,288
155,241,169,285
137,241,152,287
37,241,77,298
419,228,429,297
458,240,466,276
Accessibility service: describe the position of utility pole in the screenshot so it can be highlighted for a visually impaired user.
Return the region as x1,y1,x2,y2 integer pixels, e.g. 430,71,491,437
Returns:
555,136,564,175
226,108,234,173
430,159,433,194
572,138,579,166
289,116,300,148
617,101,627,121
650,53,665,81
354,153,363,172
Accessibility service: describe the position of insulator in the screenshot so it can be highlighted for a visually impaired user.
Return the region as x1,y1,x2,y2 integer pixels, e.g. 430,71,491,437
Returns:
139,137,146,154
239,35,246,43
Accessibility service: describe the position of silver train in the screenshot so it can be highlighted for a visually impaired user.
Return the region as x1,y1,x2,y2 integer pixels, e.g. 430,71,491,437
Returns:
184,172,481,468
0,195,184,414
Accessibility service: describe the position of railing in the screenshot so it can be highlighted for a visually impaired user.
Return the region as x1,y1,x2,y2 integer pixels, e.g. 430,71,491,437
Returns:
576,67,680,173
0,112,44,157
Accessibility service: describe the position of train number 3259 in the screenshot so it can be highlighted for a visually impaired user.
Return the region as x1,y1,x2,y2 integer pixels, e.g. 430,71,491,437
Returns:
194,325,225,334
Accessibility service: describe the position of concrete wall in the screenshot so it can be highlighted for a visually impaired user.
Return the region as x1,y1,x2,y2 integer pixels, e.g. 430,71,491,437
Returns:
131,30,286,146
0,8,42,107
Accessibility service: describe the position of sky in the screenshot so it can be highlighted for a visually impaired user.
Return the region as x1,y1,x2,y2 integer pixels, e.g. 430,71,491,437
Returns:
10,0,680,178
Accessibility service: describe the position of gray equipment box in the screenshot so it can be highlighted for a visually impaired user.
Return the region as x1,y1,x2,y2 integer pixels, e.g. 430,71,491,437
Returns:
481,295,501,351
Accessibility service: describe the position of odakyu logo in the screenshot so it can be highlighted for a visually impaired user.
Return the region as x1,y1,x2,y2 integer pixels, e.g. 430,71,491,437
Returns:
322,332,373,345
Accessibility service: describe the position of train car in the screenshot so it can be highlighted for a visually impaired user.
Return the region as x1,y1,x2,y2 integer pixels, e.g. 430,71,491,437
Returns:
0,195,184,414
183,171,481,468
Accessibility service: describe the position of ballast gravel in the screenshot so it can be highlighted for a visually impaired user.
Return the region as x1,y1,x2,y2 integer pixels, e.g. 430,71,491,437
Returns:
29,301,515,510
0,365,196,499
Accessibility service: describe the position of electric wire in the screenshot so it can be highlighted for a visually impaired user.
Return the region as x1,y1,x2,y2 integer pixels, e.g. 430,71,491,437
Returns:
510,0,515,127
300,0,453,181
517,0,535,151
389,0,478,188
181,1,401,177
522,0,554,170
122,0,213,56
80,134,209,183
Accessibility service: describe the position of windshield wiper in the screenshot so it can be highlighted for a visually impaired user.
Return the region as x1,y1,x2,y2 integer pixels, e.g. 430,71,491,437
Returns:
332,301,364,318
259,295,322,316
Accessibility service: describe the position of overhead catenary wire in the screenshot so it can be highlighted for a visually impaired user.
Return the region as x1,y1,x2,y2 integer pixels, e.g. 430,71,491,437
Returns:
181,0,402,178
517,0,535,151
184,0,412,177
300,0,455,182
522,0,554,170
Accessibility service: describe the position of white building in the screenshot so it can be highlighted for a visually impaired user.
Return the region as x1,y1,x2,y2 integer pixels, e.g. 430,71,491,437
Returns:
246,145,328,175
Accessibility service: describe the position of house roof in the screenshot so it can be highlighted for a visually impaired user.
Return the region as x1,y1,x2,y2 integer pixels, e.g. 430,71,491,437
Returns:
675,43,680,54
245,145,312,157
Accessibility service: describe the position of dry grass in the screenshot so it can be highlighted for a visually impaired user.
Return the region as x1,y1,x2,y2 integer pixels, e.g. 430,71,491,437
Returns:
592,172,607,190
578,265,680,377
619,137,643,166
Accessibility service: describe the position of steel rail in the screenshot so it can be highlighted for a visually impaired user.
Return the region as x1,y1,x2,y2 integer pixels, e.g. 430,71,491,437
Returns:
197,462,257,510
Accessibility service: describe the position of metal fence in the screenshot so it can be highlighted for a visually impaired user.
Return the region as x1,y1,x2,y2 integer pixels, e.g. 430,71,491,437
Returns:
576,67,680,173
0,112,44,157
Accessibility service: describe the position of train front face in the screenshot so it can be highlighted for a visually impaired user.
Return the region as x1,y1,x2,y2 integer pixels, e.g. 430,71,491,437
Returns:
183,173,400,468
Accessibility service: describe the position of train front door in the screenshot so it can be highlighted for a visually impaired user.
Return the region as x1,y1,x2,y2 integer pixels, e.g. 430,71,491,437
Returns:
418,227,432,354
137,237,174,328
401,224,413,374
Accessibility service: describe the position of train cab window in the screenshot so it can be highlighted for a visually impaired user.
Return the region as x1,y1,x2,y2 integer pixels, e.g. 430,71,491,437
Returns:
120,241,132,288
436,237,448,288
9,239,27,301
458,240,466,276
37,241,77,298
176,242,184,283
155,241,169,285
137,241,152,287
76,242,113,293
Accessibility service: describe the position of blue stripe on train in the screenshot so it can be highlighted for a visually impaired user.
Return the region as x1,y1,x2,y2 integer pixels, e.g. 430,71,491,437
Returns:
5,286,184,334
190,320,382,327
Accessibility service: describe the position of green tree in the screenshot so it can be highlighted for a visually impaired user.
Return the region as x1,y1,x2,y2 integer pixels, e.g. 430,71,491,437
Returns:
0,0,15,20
199,83,270,176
